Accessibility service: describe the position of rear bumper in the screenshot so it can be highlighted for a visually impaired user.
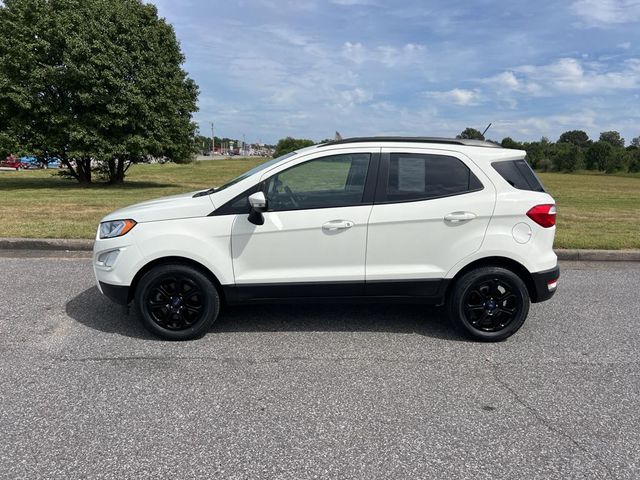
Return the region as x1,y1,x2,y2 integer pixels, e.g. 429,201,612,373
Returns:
531,265,560,303
99,281,130,305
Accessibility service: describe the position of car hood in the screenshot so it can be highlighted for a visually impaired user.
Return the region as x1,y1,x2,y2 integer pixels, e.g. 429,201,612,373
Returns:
101,190,216,223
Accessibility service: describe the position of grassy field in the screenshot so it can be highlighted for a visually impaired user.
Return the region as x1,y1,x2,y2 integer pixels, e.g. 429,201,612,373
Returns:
538,172,640,249
1,161,639,249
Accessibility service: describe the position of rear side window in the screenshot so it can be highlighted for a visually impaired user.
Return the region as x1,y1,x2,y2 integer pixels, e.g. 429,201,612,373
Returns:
382,153,483,202
492,159,545,192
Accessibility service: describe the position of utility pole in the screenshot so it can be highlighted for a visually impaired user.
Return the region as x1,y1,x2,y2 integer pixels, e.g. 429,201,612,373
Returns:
242,133,246,156
211,122,215,155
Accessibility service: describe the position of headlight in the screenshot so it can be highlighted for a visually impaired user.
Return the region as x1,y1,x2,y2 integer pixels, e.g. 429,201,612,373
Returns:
99,219,137,239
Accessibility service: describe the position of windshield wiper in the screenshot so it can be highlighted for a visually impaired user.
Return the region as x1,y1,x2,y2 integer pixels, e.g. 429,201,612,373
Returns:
192,187,216,198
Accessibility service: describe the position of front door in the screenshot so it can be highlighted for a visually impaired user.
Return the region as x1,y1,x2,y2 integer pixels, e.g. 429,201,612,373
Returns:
231,149,378,297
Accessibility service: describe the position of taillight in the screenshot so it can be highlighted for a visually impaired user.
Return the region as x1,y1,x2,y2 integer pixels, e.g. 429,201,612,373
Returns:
527,204,556,228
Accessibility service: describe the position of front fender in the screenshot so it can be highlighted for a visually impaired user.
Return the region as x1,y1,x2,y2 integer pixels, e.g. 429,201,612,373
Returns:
133,216,236,286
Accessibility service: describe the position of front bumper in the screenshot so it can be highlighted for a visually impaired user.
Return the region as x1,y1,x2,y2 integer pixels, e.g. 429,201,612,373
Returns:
531,265,560,303
99,281,130,305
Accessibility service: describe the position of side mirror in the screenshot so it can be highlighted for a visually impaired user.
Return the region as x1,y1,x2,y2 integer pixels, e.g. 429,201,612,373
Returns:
248,191,267,225
248,191,267,211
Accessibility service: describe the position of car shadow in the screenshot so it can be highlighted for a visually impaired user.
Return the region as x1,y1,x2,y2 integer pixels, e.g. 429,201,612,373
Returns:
66,286,465,341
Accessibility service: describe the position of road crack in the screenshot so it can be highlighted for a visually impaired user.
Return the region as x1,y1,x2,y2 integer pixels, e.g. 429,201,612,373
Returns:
486,359,617,480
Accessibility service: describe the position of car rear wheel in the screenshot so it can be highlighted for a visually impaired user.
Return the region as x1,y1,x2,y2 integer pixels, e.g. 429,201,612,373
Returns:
136,264,220,340
447,266,530,342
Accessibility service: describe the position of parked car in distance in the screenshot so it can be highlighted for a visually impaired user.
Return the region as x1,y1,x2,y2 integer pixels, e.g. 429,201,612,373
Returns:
0,158,24,170
20,156,41,169
44,157,61,168
94,137,559,341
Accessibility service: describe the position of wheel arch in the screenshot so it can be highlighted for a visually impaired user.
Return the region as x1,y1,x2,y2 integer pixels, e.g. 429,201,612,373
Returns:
128,256,226,304
446,256,538,302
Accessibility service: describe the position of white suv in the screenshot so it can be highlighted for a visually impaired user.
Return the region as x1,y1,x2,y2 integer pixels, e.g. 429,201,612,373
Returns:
94,137,559,341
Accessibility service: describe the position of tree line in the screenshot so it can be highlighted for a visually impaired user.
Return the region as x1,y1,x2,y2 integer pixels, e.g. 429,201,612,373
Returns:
457,127,640,174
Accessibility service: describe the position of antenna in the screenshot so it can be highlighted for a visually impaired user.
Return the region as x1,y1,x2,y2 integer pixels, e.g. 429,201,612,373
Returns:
481,123,492,137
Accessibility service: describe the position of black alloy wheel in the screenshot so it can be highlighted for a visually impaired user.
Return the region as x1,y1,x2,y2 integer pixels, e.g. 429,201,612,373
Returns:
448,266,530,342
463,277,521,332
147,276,205,330
136,264,220,340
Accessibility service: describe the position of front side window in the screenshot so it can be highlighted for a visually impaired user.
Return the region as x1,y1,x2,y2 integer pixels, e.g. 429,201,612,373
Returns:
384,153,483,202
265,153,371,211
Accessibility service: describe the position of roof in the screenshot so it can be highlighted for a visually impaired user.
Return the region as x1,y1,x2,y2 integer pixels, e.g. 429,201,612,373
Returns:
320,136,502,149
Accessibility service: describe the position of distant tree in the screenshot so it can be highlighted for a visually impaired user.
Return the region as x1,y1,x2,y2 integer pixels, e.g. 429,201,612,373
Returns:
585,141,612,171
599,131,625,148
273,137,315,157
604,149,627,173
520,142,540,169
558,130,590,148
501,137,521,149
456,128,485,140
631,136,640,148
0,0,198,184
552,144,582,172
628,149,640,173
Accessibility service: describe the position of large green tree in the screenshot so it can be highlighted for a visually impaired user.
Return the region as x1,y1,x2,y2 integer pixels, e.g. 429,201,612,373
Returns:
273,137,315,157
585,141,612,171
500,137,522,149
552,144,583,172
599,131,625,148
456,128,484,140
558,130,590,148
0,0,198,184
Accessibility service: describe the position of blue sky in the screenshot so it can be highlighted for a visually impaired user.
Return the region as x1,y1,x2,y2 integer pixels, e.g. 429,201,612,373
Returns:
150,0,640,144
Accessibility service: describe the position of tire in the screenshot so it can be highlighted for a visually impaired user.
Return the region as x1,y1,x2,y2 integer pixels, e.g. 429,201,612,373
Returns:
135,263,220,340
447,266,530,342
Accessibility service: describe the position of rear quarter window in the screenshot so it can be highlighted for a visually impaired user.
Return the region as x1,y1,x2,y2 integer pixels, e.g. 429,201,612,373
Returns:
492,159,545,192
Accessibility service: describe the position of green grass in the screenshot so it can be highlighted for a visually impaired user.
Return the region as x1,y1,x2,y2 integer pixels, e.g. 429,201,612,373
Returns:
0,159,265,239
539,171,640,249
0,162,639,249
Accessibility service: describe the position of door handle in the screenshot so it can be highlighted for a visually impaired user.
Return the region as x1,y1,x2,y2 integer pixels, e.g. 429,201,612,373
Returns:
322,220,354,231
444,212,476,223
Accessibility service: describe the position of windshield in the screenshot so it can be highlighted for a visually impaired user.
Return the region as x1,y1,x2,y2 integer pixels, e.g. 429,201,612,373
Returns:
213,151,297,192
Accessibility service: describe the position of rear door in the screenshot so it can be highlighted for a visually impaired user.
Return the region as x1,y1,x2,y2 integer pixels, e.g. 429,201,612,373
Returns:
365,148,496,291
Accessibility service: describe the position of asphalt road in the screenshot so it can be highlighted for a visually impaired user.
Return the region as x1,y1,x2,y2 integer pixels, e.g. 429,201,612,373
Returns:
1,253,639,480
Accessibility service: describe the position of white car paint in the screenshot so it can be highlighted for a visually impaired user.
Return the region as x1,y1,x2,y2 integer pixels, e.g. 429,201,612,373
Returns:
93,139,557,298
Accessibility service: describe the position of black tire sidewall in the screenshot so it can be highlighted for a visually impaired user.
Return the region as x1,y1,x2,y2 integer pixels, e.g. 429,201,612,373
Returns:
136,264,220,340
448,267,530,342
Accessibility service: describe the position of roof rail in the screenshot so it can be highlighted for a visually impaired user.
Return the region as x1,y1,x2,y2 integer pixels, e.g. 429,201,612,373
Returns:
320,136,502,148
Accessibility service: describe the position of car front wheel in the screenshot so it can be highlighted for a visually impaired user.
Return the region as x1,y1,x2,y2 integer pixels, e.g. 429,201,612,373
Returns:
136,264,220,340
447,266,530,342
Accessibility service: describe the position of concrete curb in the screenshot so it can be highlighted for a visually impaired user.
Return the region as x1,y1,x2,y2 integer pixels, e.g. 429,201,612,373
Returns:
555,249,640,262
0,237,94,251
0,237,639,262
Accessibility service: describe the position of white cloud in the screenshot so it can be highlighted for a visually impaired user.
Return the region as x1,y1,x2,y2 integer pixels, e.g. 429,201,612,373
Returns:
339,88,372,108
491,110,600,139
484,71,519,89
482,57,640,96
571,0,640,26
618,41,632,49
424,88,481,106
341,42,426,67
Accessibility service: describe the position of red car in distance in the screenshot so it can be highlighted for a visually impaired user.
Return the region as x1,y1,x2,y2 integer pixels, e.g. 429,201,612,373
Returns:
0,155,24,170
